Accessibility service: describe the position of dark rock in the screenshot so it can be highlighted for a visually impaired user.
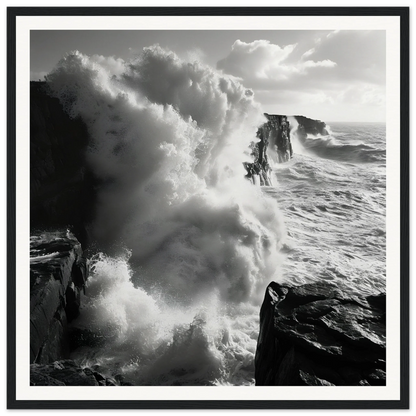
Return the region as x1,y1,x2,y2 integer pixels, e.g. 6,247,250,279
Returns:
244,113,328,184
68,328,106,351
82,367,95,377
264,114,293,163
367,293,386,310
30,370,66,386
29,85,101,381
30,231,89,363
255,281,386,386
106,378,118,386
293,115,329,137
56,369,98,386
72,257,88,292
30,81,97,247
93,371,106,383
244,114,294,185
299,370,335,386
366,369,386,386
30,360,99,386
35,308,70,364
114,374,125,384
65,282,81,322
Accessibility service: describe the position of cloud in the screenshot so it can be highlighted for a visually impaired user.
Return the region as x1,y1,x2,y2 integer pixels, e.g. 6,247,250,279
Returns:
217,33,385,91
303,59,337,68
337,84,386,107
216,32,386,121
307,30,386,85
217,40,295,80
301,48,315,59
326,30,340,39
255,87,385,122
217,39,337,90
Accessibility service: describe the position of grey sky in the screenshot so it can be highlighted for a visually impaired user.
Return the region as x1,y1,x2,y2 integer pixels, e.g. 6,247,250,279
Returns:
31,30,386,122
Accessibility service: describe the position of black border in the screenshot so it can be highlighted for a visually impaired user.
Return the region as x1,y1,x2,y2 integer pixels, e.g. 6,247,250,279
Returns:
7,6,410,410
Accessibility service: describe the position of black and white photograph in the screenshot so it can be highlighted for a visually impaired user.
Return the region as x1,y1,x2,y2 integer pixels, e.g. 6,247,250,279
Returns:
29,27,389,386
7,7,409,409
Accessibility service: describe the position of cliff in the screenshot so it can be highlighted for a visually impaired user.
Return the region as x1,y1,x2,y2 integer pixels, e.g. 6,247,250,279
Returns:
30,81,351,386
255,281,386,386
293,115,329,137
30,81,96,247
30,359,134,386
244,114,328,185
29,231,140,386
31,81,328,199
29,84,102,383
30,231,88,364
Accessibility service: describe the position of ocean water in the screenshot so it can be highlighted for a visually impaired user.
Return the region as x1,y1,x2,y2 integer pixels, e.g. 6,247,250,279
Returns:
267,121,386,299
44,49,386,386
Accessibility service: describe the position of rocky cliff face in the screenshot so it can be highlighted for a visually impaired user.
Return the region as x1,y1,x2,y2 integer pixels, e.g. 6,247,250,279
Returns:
31,82,329,234
255,282,386,386
31,82,354,386
251,116,386,386
30,359,134,386
294,115,329,137
29,231,136,386
30,231,88,364
30,82,96,247
244,114,328,185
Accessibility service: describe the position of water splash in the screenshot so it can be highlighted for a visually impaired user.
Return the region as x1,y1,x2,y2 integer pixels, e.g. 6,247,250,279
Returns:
45,47,286,384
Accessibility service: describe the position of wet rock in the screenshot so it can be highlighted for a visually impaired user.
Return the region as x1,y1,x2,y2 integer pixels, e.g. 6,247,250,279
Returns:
82,367,95,377
30,360,99,386
367,369,386,386
72,257,88,291
245,113,327,183
293,115,329,137
244,114,294,185
93,371,106,383
106,378,118,386
68,328,106,351
114,374,125,384
30,370,66,386
30,81,96,248
255,281,386,386
30,231,89,363
299,370,335,386
65,282,81,322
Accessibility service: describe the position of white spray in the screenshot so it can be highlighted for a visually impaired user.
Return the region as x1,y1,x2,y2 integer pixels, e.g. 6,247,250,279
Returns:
46,47,286,385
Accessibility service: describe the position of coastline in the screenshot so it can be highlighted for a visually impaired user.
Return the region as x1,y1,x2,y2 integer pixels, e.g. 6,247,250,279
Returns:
29,82,385,386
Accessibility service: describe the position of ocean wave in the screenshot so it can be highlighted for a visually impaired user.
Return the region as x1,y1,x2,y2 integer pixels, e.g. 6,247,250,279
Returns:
295,132,386,163
44,47,286,384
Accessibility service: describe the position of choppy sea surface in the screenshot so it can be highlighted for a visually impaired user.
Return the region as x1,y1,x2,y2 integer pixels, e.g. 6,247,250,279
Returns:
267,121,386,299
43,49,386,386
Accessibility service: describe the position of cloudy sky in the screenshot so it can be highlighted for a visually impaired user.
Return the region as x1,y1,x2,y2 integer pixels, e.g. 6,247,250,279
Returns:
31,30,385,122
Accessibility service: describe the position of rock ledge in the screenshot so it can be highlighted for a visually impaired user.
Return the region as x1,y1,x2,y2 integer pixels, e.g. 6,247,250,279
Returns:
255,281,386,386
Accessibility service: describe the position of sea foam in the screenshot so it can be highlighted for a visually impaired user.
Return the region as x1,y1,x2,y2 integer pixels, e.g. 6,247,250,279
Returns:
45,47,286,384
